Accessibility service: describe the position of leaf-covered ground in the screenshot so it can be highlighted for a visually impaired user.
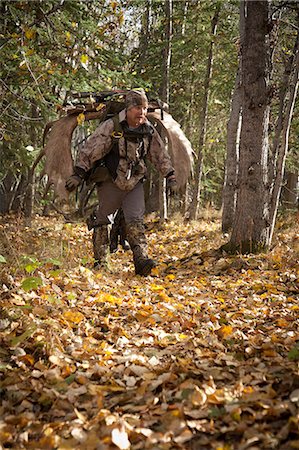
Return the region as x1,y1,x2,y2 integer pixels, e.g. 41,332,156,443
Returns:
0,212,298,450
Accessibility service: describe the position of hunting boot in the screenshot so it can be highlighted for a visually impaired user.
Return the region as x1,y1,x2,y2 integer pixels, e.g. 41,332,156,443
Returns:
93,225,109,269
126,221,156,276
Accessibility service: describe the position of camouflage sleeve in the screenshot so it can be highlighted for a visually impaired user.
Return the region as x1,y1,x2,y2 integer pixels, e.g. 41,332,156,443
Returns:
75,119,114,173
147,127,174,177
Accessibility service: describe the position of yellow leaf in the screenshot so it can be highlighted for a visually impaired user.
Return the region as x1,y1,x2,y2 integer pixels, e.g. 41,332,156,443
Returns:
276,318,289,328
96,293,121,304
119,12,124,25
243,386,254,395
96,103,105,111
218,325,233,339
3,133,12,142
165,274,175,281
81,54,89,65
111,1,117,11
25,28,36,40
63,310,85,324
150,284,164,292
151,266,160,276
77,113,85,126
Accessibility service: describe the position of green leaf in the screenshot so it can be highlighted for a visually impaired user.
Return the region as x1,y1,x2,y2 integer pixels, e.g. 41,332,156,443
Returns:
21,256,41,273
209,406,226,419
0,255,7,263
21,276,43,292
11,325,37,346
47,258,62,267
288,346,299,361
65,373,76,385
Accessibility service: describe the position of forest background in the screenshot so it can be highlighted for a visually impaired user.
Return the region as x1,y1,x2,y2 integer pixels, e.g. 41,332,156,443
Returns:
1,0,298,225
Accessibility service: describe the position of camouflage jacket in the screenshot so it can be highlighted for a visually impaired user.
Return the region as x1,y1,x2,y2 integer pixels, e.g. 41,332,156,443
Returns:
75,109,174,191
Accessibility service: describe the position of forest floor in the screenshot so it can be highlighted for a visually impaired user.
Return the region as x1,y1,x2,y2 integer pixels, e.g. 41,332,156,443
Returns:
0,210,298,450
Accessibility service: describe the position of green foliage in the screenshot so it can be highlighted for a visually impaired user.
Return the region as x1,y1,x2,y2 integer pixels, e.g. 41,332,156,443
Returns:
0,0,141,182
0,255,7,263
288,344,299,361
21,276,43,291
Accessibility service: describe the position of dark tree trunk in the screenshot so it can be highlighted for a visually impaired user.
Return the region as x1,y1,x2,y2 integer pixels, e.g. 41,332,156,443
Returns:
281,171,299,208
225,0,271,254
0,171,19,214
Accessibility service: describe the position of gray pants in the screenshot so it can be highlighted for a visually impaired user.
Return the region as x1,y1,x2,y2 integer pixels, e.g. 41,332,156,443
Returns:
95,180,145,225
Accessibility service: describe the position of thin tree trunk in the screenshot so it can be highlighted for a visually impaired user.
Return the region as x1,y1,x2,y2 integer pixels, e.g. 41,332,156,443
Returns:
0,171,18,214
221,2,245,232
222,68,242,232
281,171,299,208
225,0,271,254
189,5,220,220
268,47,299,243
268,19,297,186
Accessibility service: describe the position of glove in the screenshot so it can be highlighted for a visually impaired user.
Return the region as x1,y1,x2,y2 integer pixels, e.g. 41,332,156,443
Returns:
65,174,82,192
166,173,178,192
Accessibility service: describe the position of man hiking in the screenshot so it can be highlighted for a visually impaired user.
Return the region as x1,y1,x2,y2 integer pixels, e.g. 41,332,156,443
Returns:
65,88,177,276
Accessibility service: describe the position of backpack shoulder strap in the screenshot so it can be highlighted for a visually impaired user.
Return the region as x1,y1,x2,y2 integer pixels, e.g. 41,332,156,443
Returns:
111,114,124,140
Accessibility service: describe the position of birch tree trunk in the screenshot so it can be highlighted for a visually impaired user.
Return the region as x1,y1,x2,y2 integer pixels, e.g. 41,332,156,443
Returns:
221,2,245,232
225,0,271,253
222,68,242,232
188,5,220,220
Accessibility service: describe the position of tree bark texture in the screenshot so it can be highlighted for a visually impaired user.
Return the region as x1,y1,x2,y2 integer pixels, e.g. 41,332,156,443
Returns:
222,69,242,232
189,5,220,220
281,171,299,208
227,0,271,253
222,1,245,232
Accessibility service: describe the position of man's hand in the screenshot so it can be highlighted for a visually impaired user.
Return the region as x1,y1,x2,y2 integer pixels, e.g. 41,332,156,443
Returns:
166,173,178,192
65,174,82,192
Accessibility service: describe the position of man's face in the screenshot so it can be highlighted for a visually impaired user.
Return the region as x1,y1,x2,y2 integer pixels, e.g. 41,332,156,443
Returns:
126,105,147,127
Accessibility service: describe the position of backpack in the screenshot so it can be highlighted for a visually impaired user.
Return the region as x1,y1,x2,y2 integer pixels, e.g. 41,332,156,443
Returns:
85,113,153,185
